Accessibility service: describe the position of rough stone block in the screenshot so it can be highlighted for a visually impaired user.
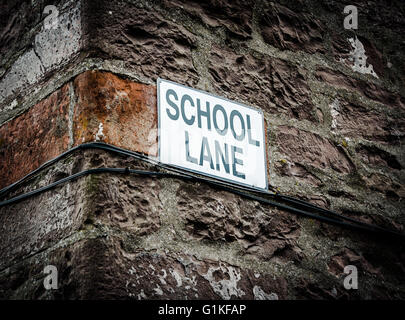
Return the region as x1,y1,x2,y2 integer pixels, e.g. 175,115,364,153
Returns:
0,165,88,271
274,160,322,186
275,125,354,174
162,0,254,39
329,98,405,144
0,236,288,300
177,182,302,262
258,2,325,54
209,45,315,121
83,0,198,85
315,68,405,111
356,144,402,170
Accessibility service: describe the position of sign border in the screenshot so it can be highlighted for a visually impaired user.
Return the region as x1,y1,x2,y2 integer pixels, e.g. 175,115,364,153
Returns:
157,78,268,191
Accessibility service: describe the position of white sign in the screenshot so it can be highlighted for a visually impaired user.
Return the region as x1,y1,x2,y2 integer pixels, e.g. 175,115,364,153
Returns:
157,79,268,190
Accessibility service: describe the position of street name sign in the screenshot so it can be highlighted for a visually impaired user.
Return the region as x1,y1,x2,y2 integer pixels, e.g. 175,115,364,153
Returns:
157,78,267,190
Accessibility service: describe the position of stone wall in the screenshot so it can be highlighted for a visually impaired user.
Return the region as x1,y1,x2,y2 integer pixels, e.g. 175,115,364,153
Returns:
0,0,404,299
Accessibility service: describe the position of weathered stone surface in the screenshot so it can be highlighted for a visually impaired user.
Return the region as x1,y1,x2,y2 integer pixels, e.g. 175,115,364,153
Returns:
1,149,405,300
0,0,82,104
356,145,402,170
83,0,198,85
321,0,405,29
0,0,42,66
81,152,163,237
363,172,405,200
0,71,158,189
73,71,158,155
274,160,322,186
163,0,254,39
177,184,302,263
294,277,352,300
121,249,288,300
34,1,82,71
209,45,315,121
0,159,88,271
331,33,352,62
0,236,288,300
1,0,405,302
315,68,405,111
1,149,288,299
328,247,381,278
0,148,161,271
275,126,354,174
329,98,405,144
0,83,71,189
333,35,383,79
258,2,325,54
0,49,44,103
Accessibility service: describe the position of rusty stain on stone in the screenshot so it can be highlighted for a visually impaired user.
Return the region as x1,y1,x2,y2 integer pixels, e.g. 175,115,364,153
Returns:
73,70,158,154
0,71,158,189
0,84,71,189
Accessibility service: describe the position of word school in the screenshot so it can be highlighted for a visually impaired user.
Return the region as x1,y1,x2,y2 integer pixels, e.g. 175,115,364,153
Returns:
158,79,267,190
